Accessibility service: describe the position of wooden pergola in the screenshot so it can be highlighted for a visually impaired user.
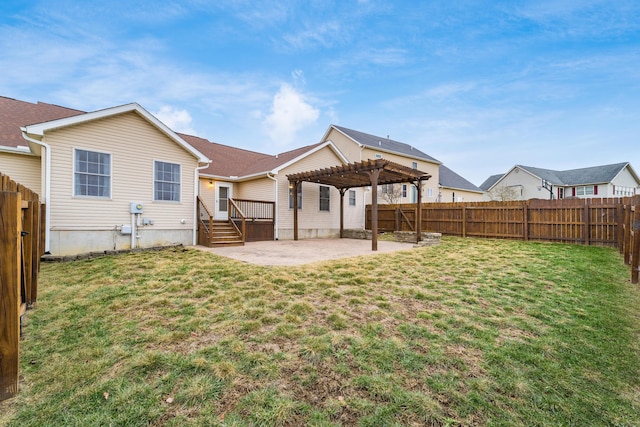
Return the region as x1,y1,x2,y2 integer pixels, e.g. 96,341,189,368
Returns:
286,159,432,251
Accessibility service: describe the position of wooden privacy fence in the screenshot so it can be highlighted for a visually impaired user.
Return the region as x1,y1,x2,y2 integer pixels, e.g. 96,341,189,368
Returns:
1,173,43,401
367,196,640,283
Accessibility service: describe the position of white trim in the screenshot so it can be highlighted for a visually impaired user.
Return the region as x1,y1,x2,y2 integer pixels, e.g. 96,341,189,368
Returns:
0,145,33,155
21,103,210,164
73,147,113,199
153,159,182,203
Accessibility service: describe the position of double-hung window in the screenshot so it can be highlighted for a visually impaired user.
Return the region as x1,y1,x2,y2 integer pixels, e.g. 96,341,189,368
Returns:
349,190,356,206
319,185,330,211
154,161,181,201
74,149,111,197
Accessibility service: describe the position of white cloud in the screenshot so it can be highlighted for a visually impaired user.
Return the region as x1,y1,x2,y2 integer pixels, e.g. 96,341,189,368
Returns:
263,84,319,146
154,106,196,135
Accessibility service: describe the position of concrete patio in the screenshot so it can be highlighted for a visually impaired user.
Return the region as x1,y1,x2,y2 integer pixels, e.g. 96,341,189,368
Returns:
193,238,420,266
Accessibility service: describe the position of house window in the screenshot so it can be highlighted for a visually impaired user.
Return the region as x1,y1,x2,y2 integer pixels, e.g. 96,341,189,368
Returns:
402,184,407,198
576,186,595,196
349,190,356,206
615,185,636,196
319,185,330,211
427,188,433,198
411,186,418,203
154,161,181,201
412,161,418,169
375,153,382,159
74,149,111,197
557,188,564,199
289,183,302,209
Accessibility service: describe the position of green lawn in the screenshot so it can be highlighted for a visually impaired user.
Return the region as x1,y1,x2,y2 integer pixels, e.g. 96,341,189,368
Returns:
2,237,639,426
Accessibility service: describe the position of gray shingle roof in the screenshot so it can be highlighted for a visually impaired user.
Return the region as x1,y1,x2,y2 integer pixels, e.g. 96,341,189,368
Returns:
439,165,483,192
518,163,630,185
479,174,503,191
332,125,440,163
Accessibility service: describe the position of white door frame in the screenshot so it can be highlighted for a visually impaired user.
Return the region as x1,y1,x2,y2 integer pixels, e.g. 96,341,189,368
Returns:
215,182,232,220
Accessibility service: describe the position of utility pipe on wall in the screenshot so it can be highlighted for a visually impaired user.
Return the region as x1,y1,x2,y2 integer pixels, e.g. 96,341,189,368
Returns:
267,172,278,240
21,131,52,253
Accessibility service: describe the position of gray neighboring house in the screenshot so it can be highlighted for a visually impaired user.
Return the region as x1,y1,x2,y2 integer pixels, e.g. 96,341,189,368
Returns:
481,162,640,201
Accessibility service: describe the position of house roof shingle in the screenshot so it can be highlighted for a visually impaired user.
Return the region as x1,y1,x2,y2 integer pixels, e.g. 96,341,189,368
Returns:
332,125,440,164
479,174,503,191
517,163,630,186
482,162,634,191
181,133,327,178
0,96,85,148
439,165,483,193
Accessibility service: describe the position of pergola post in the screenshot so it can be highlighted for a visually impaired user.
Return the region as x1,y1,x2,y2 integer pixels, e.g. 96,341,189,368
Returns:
292,181,299,241
339,188,347,239
415,180,423,243
369,168,381,251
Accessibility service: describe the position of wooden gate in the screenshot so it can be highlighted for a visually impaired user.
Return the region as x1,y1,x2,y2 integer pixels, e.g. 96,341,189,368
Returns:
1,173,42,401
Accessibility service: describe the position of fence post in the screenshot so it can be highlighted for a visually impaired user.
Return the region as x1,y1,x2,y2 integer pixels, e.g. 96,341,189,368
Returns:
461,206,467,238
523,204,529,241
618,204,624,253
632,206,639,284
624,204,632,265
584,204,591,246
1,192,22,401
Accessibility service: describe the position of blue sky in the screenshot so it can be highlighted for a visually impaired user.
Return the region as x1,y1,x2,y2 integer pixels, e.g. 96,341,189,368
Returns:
1,0,639,185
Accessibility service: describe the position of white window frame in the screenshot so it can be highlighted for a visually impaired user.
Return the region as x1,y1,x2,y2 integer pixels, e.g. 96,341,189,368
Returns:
154,160,181,202
73,148,111,198
319,185,330,212
349,190,356,206
412,161,418,169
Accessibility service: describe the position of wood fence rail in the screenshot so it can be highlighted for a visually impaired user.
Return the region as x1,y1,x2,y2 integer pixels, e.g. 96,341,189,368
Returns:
367,196,640,284
1,173,43,401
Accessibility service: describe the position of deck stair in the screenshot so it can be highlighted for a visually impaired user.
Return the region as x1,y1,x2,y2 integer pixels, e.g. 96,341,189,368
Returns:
209,220,244,247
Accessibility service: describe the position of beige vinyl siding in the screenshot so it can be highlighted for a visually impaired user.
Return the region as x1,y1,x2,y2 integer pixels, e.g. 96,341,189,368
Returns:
198,178,217,213
325,129,365,163
324,128,440,205
236,178,274,201
439,188,484,203
0,152,41,196
277,146,344,231
47,111,198,230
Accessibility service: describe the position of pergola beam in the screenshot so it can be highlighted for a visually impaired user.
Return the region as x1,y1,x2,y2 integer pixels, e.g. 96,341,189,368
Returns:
287,159,431,250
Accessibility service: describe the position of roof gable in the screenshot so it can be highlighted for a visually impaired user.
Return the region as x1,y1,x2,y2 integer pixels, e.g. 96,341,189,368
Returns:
330,125,440,164
482,162,635,192
185,134,348,180
20,102,208,163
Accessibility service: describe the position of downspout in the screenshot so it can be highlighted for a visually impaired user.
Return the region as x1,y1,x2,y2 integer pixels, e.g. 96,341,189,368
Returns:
267,172,278,240
193,162,211,245
21,131,52,254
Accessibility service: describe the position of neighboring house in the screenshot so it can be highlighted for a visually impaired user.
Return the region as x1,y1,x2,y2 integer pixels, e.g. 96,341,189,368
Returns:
182,135,354,240
481,163,640,201
438,164,484,202
319,125,481,203
0,96,209,256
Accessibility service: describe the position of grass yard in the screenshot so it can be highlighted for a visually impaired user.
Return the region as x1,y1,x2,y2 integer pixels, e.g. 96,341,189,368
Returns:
1,237,639,426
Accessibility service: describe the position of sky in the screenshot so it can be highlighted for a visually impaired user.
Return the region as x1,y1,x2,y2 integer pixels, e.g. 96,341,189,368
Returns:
1,0,639,186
